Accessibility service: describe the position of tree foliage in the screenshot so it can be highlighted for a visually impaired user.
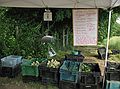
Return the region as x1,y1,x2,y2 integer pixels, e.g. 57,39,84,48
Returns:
0,7,72,57
0,7,120,57
98,7,120,42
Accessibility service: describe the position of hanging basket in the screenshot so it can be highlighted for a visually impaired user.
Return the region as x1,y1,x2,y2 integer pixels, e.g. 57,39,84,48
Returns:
41,35,54,43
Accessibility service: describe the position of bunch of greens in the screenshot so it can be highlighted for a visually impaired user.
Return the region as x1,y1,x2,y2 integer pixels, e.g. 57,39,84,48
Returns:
109,54,120,62
81,63,93,73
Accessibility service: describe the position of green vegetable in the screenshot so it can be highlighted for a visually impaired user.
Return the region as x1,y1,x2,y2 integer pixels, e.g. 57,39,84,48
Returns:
81,63,92,72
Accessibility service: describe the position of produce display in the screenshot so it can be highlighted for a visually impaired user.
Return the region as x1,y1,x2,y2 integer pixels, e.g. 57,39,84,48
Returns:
81,63,92,72
31,61,40,66
27,56,32,60
109,54,120,62
30,58,47,66
47,59,60,68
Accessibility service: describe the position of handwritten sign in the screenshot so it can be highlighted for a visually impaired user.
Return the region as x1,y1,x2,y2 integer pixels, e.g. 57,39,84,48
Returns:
73,9,98,46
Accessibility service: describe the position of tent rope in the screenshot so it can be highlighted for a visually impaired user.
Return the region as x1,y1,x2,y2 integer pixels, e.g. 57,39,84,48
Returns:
110,0,120,9
94,0,97,8
41,0,48,8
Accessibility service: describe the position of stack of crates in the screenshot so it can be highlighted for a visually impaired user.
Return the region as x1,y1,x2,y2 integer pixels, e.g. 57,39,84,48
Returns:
59,60,80,89
78,63,101,89
21,58,47,82
0,55,22,77
39,59,62,84
105,62,120,89
39,65,59,84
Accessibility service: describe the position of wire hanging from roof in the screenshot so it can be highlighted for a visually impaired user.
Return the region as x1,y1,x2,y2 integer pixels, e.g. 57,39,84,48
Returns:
94,0,97,8
110,0,119,9
74,0,78,8
41,0,48,8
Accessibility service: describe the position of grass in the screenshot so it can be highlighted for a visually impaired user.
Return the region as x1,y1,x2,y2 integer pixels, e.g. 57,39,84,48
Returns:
108,54,120,62
102,36,120,50
0,75,59,89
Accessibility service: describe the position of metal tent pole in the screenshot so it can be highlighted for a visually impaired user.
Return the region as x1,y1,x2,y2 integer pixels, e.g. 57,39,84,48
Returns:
105,10,112,68
102,10,112,89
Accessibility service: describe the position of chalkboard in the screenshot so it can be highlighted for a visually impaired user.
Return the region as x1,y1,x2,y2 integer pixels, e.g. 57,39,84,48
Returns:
73,9,98,46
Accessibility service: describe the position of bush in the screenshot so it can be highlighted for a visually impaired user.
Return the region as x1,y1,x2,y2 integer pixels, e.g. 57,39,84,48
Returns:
109,36,120,49
102,36,120,50
109,54,120,62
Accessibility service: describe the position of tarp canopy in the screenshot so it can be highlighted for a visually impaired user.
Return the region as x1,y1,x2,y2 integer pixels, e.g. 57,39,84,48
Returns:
0,0,120,87
0,0,120,9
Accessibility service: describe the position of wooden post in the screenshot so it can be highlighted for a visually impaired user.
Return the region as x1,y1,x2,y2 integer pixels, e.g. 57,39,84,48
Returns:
66,28,69,46
63,29,65,47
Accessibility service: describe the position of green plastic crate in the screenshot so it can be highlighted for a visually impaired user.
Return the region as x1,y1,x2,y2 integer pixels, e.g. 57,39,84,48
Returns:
21,58,47,77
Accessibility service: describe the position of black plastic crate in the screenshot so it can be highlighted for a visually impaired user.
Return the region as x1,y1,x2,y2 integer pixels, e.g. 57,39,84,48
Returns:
105,72,120,81
65,54,84,62
1,64,21,78
111,49,120,54
79,84,99,89
22,75,41,83
105,62,120,81
59,80,77,89
79,63,101,85
106,62,120,72
41,77,59,85
80,74,100,85
39,66,59,84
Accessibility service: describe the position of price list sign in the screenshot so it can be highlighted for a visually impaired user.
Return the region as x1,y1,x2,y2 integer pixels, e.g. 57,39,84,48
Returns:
73,9,98,46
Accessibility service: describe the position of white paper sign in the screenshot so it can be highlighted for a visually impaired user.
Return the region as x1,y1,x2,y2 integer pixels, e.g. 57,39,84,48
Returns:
44,12,52,21
73,9,98,46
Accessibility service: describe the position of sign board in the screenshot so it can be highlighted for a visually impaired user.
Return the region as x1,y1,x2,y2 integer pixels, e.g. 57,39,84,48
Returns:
44,11,52,21
73,9,98,46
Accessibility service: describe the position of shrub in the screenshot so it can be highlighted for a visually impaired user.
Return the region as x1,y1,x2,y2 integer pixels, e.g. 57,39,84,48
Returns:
109,36,120,49
102,36,120,50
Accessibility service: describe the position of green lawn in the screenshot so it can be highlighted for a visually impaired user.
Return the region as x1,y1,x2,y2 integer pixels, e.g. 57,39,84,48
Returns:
0,75,59,89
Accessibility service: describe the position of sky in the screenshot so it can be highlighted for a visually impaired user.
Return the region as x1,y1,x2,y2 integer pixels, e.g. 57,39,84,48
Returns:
116,17,120,24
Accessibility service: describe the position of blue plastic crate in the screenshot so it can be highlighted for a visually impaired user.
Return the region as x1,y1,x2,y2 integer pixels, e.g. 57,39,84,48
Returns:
106,80,120,89
1,55,22,67
59,60,80,83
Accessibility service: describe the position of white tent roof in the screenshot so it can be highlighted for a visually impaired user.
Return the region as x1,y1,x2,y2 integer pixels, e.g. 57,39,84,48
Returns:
0,0,120,9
